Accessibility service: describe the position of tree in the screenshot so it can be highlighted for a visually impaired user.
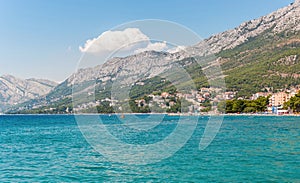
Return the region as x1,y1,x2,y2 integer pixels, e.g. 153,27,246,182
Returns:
96,101,115,113
243,107,256,113
255,96,269,112
218,96,269,113
217,100,226,113
232,100,245,113
284,91,300,113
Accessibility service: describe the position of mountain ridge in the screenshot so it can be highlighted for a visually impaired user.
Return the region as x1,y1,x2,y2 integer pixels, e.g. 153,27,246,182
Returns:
0,74,58,111
192,1,300,56
5,1,300,113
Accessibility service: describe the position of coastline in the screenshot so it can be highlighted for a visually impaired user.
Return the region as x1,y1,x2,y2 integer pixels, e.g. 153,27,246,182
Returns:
1,112,300,117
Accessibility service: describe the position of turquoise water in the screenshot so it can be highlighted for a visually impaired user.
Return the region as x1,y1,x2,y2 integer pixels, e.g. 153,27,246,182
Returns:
0,115,299,182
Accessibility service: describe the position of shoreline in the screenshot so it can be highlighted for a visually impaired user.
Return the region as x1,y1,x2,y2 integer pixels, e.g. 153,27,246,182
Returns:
1,113,300,117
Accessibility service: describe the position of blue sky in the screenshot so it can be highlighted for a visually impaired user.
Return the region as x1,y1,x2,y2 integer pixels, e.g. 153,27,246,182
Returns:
0,0,292,82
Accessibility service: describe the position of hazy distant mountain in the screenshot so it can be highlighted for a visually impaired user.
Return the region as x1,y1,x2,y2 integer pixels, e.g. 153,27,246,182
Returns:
0,75,57,111
7,1,300,113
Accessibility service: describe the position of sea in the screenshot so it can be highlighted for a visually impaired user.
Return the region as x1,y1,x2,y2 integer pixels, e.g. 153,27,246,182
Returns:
0,115,299,182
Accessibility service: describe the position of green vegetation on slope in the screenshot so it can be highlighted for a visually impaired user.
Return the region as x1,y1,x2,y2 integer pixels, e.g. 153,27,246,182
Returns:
218,30,300,97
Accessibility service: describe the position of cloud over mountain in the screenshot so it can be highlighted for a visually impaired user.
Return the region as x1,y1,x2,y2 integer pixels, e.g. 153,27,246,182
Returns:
80,28,150,53
134,41,168,54
80,28,176,54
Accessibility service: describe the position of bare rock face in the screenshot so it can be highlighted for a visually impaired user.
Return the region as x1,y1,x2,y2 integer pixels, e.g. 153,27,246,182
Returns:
68,51,183,87
0,75,57,110
70,1,300,87
192,2,300,56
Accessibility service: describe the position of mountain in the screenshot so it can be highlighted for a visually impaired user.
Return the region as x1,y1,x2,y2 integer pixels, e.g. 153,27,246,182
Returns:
191,0,300,56
0,75,58,111
7,51,187,113
6,1,300,113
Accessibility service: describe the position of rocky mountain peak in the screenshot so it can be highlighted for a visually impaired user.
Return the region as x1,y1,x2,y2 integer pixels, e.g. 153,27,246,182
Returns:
192,1,300,56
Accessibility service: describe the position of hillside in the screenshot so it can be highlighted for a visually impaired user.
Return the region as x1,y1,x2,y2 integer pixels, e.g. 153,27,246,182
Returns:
220,30,300,97
0,75,57,112
6,1,300,114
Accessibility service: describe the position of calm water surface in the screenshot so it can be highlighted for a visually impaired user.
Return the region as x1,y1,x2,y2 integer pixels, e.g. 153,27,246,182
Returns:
0,115,299,182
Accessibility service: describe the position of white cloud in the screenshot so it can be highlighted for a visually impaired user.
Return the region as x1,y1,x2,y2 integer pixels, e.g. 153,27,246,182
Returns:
167,46,186,53
79,28,186,56
134,41,168,54
79,28,150,53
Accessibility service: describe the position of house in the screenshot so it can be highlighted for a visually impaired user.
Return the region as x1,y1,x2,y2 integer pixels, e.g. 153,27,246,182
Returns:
223,91,236,100
277,109,289,115
251,92,270,100
203,92,210,98
269,92,295,107
161,92,169,98
200,88,210,93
